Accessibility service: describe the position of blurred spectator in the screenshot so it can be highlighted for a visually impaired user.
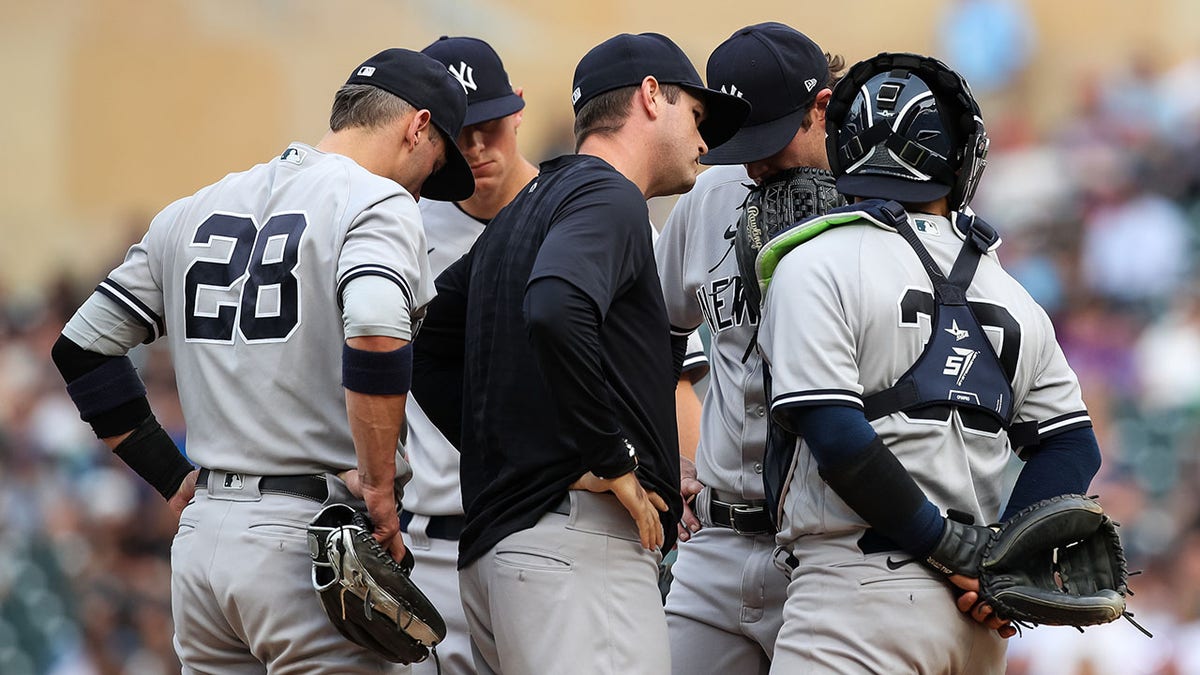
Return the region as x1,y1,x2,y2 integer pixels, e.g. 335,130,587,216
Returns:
937,0,1035,95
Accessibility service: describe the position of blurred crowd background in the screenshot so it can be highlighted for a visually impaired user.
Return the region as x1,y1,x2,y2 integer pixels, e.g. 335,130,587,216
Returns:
3,0,1200,672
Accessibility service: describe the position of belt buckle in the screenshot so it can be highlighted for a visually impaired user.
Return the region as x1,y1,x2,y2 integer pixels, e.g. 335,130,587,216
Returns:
730,503,764,535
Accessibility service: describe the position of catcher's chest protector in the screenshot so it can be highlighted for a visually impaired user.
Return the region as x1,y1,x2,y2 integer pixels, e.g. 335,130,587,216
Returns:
859,201,1032,442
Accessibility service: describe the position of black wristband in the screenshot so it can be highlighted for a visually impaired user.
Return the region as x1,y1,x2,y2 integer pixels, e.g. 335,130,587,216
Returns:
113,416,195,500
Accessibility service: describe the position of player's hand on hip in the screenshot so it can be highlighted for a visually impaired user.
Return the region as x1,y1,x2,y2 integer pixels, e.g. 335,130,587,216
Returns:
337,468,364,498
571,470,668,551
949,574,1017,639
167,468,200,521
678,456,704,541
362,483,406,563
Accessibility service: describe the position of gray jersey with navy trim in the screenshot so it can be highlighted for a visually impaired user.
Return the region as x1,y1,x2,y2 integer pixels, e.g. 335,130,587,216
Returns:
62,142,433,476
655,164,766,499
759,210,1090,544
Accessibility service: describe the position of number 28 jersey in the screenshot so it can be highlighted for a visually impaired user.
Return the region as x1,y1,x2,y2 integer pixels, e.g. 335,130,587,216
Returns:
62,143,433,475
760,212,1090,544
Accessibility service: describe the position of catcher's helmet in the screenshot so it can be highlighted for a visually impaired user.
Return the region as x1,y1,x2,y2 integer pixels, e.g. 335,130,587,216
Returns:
827,53,989,210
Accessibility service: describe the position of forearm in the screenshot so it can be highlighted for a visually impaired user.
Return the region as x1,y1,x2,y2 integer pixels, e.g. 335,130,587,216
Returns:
675,377,702,462
781,404,943,557
343,335,409,491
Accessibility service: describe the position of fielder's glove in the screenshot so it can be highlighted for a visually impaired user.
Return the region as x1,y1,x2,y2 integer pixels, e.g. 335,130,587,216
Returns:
307,503,447,663
925,494,1148,634
735,166,844,313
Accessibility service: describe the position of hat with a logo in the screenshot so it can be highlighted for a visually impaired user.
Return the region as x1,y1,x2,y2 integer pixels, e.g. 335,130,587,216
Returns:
571,33,750,149
346,48,475,201
701,23,830,165
422,36,526,127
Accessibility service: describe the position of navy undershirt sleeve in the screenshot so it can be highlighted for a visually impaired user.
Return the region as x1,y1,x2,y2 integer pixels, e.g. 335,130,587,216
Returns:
1002,426,1101,520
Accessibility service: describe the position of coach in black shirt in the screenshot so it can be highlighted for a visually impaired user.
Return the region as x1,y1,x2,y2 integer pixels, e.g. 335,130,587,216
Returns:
413,32,746,673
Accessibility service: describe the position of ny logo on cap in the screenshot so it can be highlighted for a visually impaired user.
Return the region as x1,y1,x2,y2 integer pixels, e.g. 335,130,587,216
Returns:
720,84,744,99
448,62,477,92
357,66,376,77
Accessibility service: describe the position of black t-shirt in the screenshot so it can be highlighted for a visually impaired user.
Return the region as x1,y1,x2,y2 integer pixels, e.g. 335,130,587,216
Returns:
416,154,682,568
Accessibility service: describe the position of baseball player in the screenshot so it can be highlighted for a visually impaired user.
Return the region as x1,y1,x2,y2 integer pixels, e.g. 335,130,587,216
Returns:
51,49,473,673
654,23,841,673
400,35,538,675
757,53,1102,672
412,32,749,674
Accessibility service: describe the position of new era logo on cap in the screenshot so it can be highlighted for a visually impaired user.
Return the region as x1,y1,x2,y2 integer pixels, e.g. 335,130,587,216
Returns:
357,66,376,77
571,87,582,105
805,78,818,91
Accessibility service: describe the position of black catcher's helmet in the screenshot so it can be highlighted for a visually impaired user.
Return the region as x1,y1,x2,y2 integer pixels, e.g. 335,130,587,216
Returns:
826,53,989,211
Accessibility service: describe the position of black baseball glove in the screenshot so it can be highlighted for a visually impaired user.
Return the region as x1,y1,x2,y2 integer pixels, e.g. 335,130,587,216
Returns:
307,503,447,663
925,494,1147,633
735,166,844,313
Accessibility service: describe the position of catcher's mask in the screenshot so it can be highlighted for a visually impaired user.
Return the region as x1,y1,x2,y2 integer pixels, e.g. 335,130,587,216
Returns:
827,52,989,211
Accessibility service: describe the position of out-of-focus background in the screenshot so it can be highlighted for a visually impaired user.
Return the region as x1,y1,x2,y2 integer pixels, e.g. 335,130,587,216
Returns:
2,0,1199,672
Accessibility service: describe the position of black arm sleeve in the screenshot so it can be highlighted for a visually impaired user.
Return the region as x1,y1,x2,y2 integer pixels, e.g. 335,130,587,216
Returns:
524,276,636,479
781,404,944,556
411,255,470,449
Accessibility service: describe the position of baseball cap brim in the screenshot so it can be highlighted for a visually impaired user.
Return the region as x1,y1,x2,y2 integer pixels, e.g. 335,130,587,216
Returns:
700,106,808,165
836,174,952,204
421,123,475,202
681,85,751,151
463,93,526,127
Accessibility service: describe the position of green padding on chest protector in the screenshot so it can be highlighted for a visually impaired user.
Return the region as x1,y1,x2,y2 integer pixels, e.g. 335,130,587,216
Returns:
755,212,870,296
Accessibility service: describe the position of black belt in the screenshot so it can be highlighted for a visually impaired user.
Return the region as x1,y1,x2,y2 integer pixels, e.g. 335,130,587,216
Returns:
196,468,327,504
708,498,773,535
400,511,465,540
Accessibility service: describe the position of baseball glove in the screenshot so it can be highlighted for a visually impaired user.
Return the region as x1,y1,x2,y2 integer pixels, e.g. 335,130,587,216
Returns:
307,503,446,664
926,494,1147,633
735,166,844,313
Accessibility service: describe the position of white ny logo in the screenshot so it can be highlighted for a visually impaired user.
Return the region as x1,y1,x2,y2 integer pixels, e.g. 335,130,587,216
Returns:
448,62,477,92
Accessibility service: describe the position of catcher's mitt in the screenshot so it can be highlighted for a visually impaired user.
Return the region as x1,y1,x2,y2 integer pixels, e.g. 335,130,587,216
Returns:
735,166,844,313
307,504,446,664
925,495,1148,634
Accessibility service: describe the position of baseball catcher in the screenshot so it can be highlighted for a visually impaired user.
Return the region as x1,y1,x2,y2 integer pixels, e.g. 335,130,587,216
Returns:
926,494,1149,634
307,503,447,664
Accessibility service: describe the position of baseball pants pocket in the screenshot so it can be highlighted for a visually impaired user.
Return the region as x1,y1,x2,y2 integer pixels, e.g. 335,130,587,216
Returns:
493,546,574,572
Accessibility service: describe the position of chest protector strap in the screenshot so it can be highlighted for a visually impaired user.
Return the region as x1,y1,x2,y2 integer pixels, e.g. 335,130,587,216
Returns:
859,205,1036,446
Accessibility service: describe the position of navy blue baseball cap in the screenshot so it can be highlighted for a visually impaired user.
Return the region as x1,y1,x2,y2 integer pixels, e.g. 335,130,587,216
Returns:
702,23,830,165
346,48,475,201
422,36,527,127
571,33,750,149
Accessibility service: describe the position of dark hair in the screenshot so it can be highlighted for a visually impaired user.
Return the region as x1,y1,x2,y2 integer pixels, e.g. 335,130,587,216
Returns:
329,84,415,131
573,83,683,150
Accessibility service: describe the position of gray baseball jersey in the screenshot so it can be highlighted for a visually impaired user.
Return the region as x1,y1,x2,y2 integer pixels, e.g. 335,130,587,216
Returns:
760,211,1091,544
405,198,707,516
403,198,488,516
62,142,433,476
655,164,766,499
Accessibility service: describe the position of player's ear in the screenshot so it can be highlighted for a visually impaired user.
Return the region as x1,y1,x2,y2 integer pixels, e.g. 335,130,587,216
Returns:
638,76,662,120
407,109,434,148
813,89,833,124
